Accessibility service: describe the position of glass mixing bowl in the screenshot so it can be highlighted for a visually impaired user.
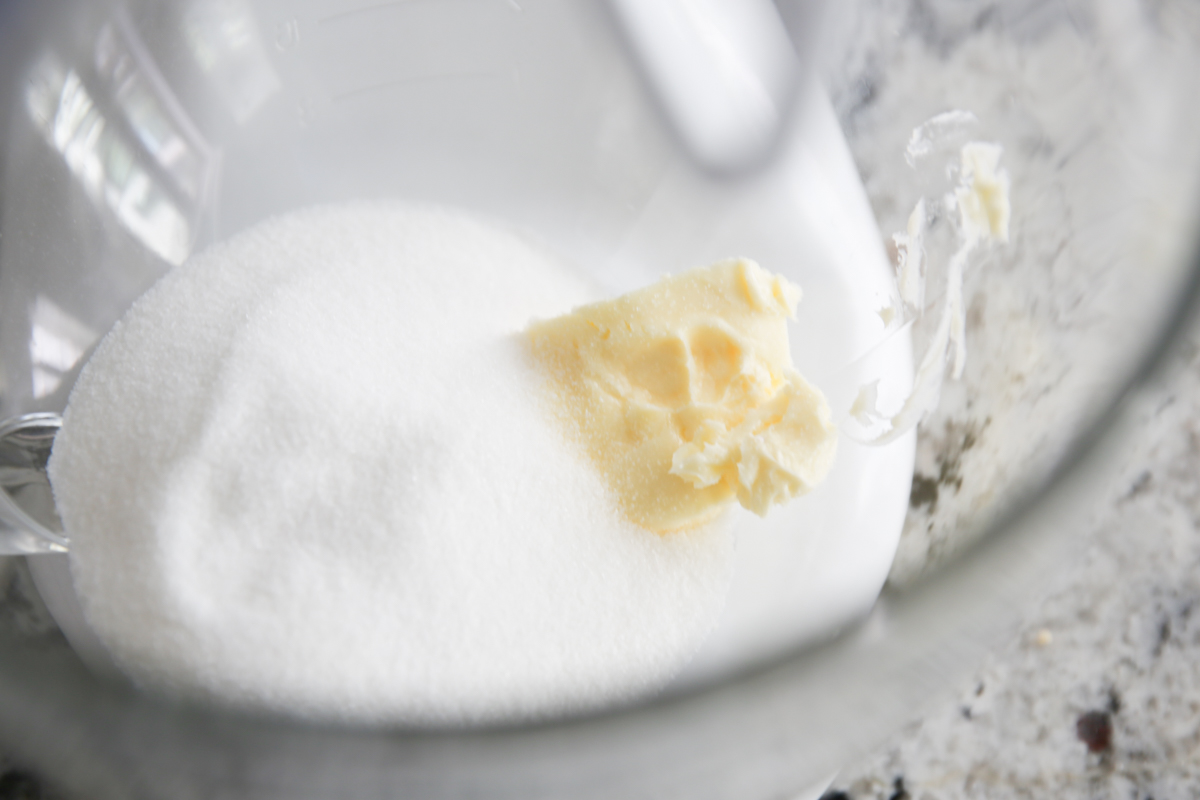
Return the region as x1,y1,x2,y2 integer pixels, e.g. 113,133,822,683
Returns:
0,0,1197,797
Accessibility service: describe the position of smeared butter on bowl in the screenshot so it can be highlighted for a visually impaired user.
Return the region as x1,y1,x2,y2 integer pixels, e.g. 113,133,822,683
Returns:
526,258,837,533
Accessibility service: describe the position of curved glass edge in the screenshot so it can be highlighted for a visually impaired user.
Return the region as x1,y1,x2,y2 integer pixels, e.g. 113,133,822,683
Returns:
0,413,67,553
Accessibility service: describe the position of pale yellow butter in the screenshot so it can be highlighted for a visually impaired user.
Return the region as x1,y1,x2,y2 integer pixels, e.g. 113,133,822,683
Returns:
525,258,837,533
957,142,1010,244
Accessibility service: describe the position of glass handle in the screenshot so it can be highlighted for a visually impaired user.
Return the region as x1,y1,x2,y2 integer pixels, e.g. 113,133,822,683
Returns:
0,413,69,555
608,0,812,175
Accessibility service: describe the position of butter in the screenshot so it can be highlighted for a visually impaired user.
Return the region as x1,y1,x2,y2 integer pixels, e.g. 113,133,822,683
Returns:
957,142,1010,244
526,258,837,533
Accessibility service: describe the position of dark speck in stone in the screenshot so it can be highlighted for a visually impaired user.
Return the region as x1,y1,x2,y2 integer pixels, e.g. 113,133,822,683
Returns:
819,791,852,800
888,776,910,800
1122,470,1152,502
1107,688,1122,715
1076,710,1113,753
961,705,972,720
922,421,983,505
1154,616,1171,657
850,77,877,114
910,473,939,511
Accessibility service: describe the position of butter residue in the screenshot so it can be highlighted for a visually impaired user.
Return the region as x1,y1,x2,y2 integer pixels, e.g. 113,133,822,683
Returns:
957,142,1010,244
854,139,1011,446
525,258,837,533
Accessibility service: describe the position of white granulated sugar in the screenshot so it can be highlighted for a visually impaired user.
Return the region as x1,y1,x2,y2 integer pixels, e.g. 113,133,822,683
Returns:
47,203,735,725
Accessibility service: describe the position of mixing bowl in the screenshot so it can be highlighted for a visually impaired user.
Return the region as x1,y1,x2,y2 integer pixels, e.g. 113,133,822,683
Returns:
0,0,1197,797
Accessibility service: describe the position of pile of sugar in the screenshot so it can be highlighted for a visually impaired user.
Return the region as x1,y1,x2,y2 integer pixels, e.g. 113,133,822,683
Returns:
47,203,736,725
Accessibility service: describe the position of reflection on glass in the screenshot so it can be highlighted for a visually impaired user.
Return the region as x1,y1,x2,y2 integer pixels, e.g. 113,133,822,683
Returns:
94,17,217,202
28,295,98,400
24,52,192,265
183,0,281,124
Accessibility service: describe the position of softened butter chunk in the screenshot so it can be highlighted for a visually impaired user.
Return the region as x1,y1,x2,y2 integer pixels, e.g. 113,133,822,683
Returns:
525,258,837,533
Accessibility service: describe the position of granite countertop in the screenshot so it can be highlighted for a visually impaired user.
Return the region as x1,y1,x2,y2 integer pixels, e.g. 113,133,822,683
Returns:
816,3,1200,796
821,328,1200,800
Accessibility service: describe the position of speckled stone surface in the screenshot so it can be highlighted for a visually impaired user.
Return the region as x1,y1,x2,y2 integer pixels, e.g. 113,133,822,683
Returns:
814,2,1200,796
822,330,1200,799
824,0,1200,592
